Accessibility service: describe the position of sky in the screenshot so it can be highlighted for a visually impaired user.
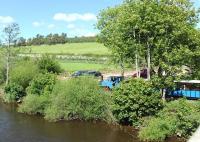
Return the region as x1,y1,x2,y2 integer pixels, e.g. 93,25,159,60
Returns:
0,0,199,38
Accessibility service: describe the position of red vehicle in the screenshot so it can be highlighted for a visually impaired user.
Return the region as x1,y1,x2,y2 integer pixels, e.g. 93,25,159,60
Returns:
133,69,147,79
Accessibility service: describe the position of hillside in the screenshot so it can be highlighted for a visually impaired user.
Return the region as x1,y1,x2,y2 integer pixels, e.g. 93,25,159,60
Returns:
21,42,110,56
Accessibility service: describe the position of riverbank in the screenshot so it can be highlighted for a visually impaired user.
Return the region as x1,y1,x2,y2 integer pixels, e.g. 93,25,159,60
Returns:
0,101,185,142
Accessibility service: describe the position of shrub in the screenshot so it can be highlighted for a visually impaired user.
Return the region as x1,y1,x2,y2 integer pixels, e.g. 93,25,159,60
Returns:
0,64,6,84
45,77,114,122
26,73,56,96
18,94,50,115
112,78,163,126
139,99,200,141
10,60,39,90
3,83,24,102
37,55,62,74
3,60,39,102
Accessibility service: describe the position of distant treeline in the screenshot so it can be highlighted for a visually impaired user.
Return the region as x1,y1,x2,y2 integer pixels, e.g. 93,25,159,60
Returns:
16,33,97,46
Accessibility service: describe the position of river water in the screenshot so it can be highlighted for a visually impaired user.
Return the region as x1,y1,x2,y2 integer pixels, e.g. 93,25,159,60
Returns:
0,102,184,142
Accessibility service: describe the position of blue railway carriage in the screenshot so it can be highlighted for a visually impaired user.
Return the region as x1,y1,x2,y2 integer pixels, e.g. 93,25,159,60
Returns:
171,80,200,99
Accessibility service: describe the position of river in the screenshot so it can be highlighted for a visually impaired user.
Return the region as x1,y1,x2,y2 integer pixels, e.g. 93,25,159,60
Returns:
0,102,184,142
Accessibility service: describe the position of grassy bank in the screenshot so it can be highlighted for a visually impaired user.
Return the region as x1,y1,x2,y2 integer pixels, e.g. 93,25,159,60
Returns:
20,42,110,56
58,60,130,72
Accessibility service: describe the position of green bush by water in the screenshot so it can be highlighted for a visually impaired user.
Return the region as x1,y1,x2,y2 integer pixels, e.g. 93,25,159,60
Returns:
139,99,200,141
45,77,115,122
37,54,62,74
112,78,163,126
3,60,39,102
18,94,50,115
18,73,56,115
26,73,56,96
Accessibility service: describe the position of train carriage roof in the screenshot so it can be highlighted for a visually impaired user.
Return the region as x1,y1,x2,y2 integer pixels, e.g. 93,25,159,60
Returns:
174,80,200,84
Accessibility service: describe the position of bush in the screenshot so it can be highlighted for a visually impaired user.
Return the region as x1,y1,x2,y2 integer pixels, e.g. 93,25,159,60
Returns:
0,64,6,84
112,78,163,126
10,60,39,90
37,55,62,74
18,94,50,115
4,83,24,101
3,60,39,102
139,99,200,141
45,77,114,122
26,73,56,96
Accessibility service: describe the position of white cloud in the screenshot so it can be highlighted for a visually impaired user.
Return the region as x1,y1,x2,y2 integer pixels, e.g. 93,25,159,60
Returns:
32,21,44,27
0,16,14,24
67,24,75,29
48,24,55,29
53,13,97,22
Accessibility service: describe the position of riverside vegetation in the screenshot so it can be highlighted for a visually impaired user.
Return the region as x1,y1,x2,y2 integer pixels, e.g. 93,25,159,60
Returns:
0,56,199,141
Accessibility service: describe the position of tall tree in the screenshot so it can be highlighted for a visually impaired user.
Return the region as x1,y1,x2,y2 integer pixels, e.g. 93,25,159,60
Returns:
2,23,20,85
97,0,200,99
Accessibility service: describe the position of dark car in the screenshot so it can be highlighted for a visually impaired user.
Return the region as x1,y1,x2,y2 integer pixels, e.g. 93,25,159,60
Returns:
71,70,102,77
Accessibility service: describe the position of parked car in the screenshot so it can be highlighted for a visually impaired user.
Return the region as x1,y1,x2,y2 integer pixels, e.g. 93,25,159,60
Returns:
71,70,102,77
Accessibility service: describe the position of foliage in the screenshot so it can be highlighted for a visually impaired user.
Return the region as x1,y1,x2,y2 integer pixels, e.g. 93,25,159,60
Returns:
26,73,56,96
139,99,200,141
37,55,62,74
112,78,163,126
97,0,200,85
17,33,97,46
4,83,24,102
18,94,50,115
45,77,114,122
10,59,39,90
3,59,39,101
0,62,6,84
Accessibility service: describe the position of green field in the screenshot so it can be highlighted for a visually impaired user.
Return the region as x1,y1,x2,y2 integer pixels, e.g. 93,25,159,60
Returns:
59,60,123,72
22,42,110,56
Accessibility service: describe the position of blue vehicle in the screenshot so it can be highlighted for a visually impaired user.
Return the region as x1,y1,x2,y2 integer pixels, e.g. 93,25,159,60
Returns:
171,80,200,99
100,76,124,90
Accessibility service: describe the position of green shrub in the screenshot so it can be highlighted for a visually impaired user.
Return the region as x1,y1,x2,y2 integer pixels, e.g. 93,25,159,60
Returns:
10,60,39,90
0,64,6,84
26,73,56,96
37,55,62,74
139,99,200,141
45,77,114,122
18,94,50,115
112,78,163,126
4,83,24,102
2,92,16,103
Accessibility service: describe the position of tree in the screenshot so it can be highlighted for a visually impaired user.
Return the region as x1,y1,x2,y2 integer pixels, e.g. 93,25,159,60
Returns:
2,23,20,85
17,37,26,46
97,0,200,99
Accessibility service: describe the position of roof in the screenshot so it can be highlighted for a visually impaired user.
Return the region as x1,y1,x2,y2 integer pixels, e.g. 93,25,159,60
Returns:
175,80,200,84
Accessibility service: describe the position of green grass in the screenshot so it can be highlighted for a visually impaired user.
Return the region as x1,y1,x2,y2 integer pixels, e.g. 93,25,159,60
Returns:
59,60,121,72
22,42,110,56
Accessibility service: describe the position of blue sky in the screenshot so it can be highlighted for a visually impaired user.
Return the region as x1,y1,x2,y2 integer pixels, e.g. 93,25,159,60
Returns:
0,0,199,38
0,0,123,38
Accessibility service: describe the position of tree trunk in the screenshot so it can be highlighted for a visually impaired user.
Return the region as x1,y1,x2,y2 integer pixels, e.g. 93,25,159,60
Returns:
135,53,138,78
6,44,10,85
162,88,166,102
120,62,124,77
147,42,151,80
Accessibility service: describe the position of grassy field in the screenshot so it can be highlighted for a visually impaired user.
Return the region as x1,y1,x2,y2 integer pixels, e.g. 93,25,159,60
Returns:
59,60,123,72
22,42,110,56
